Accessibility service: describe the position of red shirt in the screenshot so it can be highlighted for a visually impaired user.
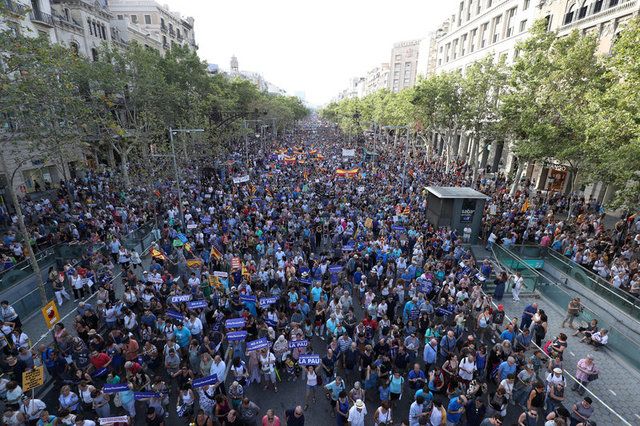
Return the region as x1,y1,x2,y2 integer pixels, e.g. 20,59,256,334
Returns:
90,352,111,369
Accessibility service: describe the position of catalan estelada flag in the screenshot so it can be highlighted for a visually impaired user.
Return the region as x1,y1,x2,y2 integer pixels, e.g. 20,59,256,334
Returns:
210,246,222,261
151,248,167,261
283,156,296,165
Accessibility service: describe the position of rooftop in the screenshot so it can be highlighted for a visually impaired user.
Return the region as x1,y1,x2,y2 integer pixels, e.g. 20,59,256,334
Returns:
426,186,489,199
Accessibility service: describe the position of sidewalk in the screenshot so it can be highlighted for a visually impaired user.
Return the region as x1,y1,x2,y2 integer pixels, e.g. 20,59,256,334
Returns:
474,241,640,425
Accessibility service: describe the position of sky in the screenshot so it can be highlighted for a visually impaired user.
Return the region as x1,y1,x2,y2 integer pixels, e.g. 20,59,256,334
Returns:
161,0,452,107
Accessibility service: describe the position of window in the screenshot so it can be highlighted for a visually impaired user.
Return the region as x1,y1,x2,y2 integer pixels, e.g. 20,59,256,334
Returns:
458,1,464,25
593,0,604,12
144,14,151,24
492,15,502,43
117,14,123,20
405,61,411,68
394,62,401,69
609,0,619,6
445,43,451,62
452,39,459,59
564,4,575,24
404,78,410,84
487,0,492,7
177,29,181,38
70,42,79,56
523,0,530,9
461,34,467,55
131,14,138,24
520,19,527,32
394,71,400,77
477,0,482,14
101,24,106,40
395,54,401,60
470,28,477,52
91,48,99,62
506,8,516,37
467,0,473,20
577,1,588,19
87,18,92,35
480,22,488,47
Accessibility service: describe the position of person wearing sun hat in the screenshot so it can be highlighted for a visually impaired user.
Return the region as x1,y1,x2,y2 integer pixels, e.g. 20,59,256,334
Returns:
347,398,367,426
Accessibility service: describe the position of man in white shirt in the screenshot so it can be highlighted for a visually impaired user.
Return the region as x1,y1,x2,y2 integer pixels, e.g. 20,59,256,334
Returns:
347,399,367,426
209,354,227,395
19,395,46,422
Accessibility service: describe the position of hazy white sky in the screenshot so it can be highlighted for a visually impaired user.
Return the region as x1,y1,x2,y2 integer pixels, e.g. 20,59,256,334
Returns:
162,0,452,106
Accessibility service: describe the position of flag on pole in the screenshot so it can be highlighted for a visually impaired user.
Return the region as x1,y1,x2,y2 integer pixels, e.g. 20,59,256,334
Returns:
151,248,167,261
521,198,530,213
210,246,222,261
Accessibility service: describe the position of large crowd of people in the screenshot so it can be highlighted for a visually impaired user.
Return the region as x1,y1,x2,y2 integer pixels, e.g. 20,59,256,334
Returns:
0,117,632,426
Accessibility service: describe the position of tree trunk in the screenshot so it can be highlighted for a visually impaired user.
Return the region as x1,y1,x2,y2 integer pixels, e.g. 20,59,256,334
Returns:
566,167,579,218
510,159,526,197
120,148,131,189
445,131,453,173
394,129,399,148
0,148,48,305
107,144,116,170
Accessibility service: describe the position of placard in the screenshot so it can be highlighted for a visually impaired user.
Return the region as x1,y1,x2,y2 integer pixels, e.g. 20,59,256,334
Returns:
289,340,308,349
41,300,60,329
232,175,250,184
99,416,130,425
328,265,342,274
187,223,198,229
259,297,277,307
103,383,130,394
134,391,161,400
225,318,246,329
166,310,184,320
247,337,269,351
214,271,229,278
240,295,257,303
342,148,356,157
226,330,248,341
298,354,321,366
187,300,208,310
22,365,44,392
170,295,192,303
192,374,218,388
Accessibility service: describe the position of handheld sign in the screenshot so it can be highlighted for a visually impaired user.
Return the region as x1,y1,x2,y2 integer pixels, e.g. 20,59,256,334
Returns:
170,295,192,304
328,265,342,274
240,295,257,303
41,300,60,329
192,374,218,388
297,278,312,285
213,271,229,278
225,318,246,329
226,330,248,341
187,300,208,310
259,297,277,308
103,383,129,394
99,416,130,425
22,365,44,392
289,340,309,349
166,310,184,321
298,354,321,366
134,392,161,400
247,337,269,351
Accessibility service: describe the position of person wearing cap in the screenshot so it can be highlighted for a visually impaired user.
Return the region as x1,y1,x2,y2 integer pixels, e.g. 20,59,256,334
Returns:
347,398,367,426
571,397,594,426
546,367,566,393
572,355,598,396
18,394,46,423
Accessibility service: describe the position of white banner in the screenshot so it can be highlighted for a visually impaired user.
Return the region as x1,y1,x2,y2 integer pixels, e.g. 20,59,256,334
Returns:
232,175,250,184
342,149,356,157
99,416,129,425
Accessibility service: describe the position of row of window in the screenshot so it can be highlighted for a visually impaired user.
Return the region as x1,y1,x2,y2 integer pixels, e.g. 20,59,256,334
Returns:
457,0,530,27
440,8,526,65
116,14,190,40
564,0,620,25
87,18,107,40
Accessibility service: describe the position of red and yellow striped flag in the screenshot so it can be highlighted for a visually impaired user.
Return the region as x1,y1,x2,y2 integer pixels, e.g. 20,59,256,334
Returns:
210,246,222,261
151,248,167,261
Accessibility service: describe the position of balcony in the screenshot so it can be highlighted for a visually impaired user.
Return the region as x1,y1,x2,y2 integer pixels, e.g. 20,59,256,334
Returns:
160,24,167,33
561,0,637,31
29,9,54,27
2,0,28,16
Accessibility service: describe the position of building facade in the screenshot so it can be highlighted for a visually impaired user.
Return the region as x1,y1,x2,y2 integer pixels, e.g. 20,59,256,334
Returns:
388,39,422,93
108,0,196,55
364,63,390,96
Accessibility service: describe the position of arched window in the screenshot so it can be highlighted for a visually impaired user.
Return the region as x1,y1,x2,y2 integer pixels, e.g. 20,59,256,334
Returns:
593,0,604,12
70,42,79,56
564,3,576,24
91,48,99,62
577,1,588,19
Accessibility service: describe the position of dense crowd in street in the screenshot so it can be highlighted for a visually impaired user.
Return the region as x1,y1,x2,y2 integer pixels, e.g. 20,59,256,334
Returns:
0,117,633,426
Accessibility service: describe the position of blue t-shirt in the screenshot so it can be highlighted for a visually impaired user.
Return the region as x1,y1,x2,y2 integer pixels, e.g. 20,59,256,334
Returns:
447,397,464,423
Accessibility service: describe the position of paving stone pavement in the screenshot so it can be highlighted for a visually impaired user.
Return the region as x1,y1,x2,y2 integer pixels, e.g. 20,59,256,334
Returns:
497,294,640,426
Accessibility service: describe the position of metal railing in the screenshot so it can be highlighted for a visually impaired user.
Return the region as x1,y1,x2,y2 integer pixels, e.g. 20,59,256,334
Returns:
1,0,28,15
476,262,633,426
1,220,158,321
29,9,54,26
510,244,640,320
491,244,640,369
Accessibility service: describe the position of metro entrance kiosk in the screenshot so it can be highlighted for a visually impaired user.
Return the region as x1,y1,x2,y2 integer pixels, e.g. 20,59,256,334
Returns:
425,186,489,244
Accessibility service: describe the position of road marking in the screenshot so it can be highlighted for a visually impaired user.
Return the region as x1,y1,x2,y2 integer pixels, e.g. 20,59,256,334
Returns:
570,351,575,357
609,389,617,396
634,414,640,420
